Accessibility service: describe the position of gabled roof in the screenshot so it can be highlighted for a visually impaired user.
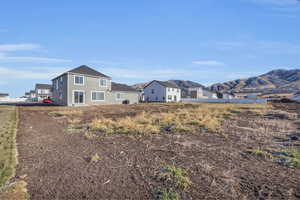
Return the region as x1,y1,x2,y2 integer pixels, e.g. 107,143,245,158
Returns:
144,80,181,89
35,84,52,90
111,82,139,92
52,65,111,80
68,65,111,78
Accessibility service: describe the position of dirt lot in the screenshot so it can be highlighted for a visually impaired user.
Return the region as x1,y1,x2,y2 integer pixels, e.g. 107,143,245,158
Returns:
15,103,300,200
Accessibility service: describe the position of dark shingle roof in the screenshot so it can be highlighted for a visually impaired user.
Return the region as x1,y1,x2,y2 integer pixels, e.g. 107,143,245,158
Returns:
144,80,181,89
68,65,111,78
35,84,52,90
0,93,9,97
111,82,139,92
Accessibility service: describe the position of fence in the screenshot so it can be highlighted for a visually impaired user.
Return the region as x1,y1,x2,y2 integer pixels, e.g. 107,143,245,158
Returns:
181,98,267,104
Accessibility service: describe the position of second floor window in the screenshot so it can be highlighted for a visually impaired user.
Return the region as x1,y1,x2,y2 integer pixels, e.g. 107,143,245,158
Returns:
74,75,84,85
100,79,107,87
151,89,155,94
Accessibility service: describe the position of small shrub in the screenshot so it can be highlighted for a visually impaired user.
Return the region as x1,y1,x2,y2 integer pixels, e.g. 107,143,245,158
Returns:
276,150,300,168
155,189,179,200
159,165,192,190
91,153,101,163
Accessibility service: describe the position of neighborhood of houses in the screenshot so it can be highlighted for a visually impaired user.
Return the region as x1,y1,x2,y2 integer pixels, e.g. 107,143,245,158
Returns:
1,65,300,105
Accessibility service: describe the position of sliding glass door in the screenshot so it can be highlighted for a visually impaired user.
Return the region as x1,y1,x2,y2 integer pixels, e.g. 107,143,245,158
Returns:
73,91,85,104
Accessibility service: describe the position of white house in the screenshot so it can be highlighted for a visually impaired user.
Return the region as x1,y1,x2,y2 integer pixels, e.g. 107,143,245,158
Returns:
0,93,9,101
144,80,181,102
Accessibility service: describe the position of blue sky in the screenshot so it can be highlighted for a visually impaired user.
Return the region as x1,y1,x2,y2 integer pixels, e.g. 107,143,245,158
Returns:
0,0,300,97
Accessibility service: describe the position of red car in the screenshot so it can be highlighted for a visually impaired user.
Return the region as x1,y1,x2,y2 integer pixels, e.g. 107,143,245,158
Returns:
43,98,54,104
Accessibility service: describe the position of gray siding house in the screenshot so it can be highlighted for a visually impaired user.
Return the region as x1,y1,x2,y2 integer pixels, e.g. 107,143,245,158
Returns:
52,65,139,106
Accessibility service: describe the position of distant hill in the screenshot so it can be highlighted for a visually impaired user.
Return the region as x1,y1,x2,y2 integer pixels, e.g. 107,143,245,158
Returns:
209,69,300,93
131,82,149,91
131,80,206,91
168,80,206,89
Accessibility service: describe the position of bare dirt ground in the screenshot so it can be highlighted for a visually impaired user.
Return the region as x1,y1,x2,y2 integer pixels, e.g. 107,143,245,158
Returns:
16,103,300,200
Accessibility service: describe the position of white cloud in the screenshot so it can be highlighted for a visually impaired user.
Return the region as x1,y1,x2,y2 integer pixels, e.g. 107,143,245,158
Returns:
192,60,225,66
0,44,41,52
0,53,72,63
0,29,8,33
216,40,300,55
0,66,67,79
249,0,299,5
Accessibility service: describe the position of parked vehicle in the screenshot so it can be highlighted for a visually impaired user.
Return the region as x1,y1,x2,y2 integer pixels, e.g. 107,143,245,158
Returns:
43,98,54,104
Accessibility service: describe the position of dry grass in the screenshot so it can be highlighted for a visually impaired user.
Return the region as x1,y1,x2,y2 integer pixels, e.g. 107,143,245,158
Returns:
89,103,269,135
0,106,18,187
0,106,28,200
0,181,29,200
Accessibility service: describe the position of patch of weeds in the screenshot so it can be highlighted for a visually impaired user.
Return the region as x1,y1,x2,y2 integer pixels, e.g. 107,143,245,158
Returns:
49,110,82,118
0,181,29,200
64,128,83,134
65,118,85,134
159,165,192,190
273,149,300,168
155,189,179,200
84,132,98,139
91,153,101,163
48,111,64,117
248,149,271,158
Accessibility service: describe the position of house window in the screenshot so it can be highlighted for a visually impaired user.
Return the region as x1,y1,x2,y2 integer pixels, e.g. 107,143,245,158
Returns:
168,95,172,100
74,75,84,85
151,89,155,94
56,80,59,90
74,91,85,104
60,76,63,82
177,89,180,92
116,93,124,100
168,88,170,92
100,79,107,87
91,91,105,101
172,88,175,91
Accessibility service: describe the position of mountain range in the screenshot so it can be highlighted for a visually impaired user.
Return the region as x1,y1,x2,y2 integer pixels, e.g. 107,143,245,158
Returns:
131,69,300,94
209,69,300,93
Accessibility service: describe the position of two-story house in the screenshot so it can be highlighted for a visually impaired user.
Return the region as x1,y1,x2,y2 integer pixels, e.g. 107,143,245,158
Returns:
143,80,181,102
0,93,9,101
35,84,52,101
52,65,139,106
